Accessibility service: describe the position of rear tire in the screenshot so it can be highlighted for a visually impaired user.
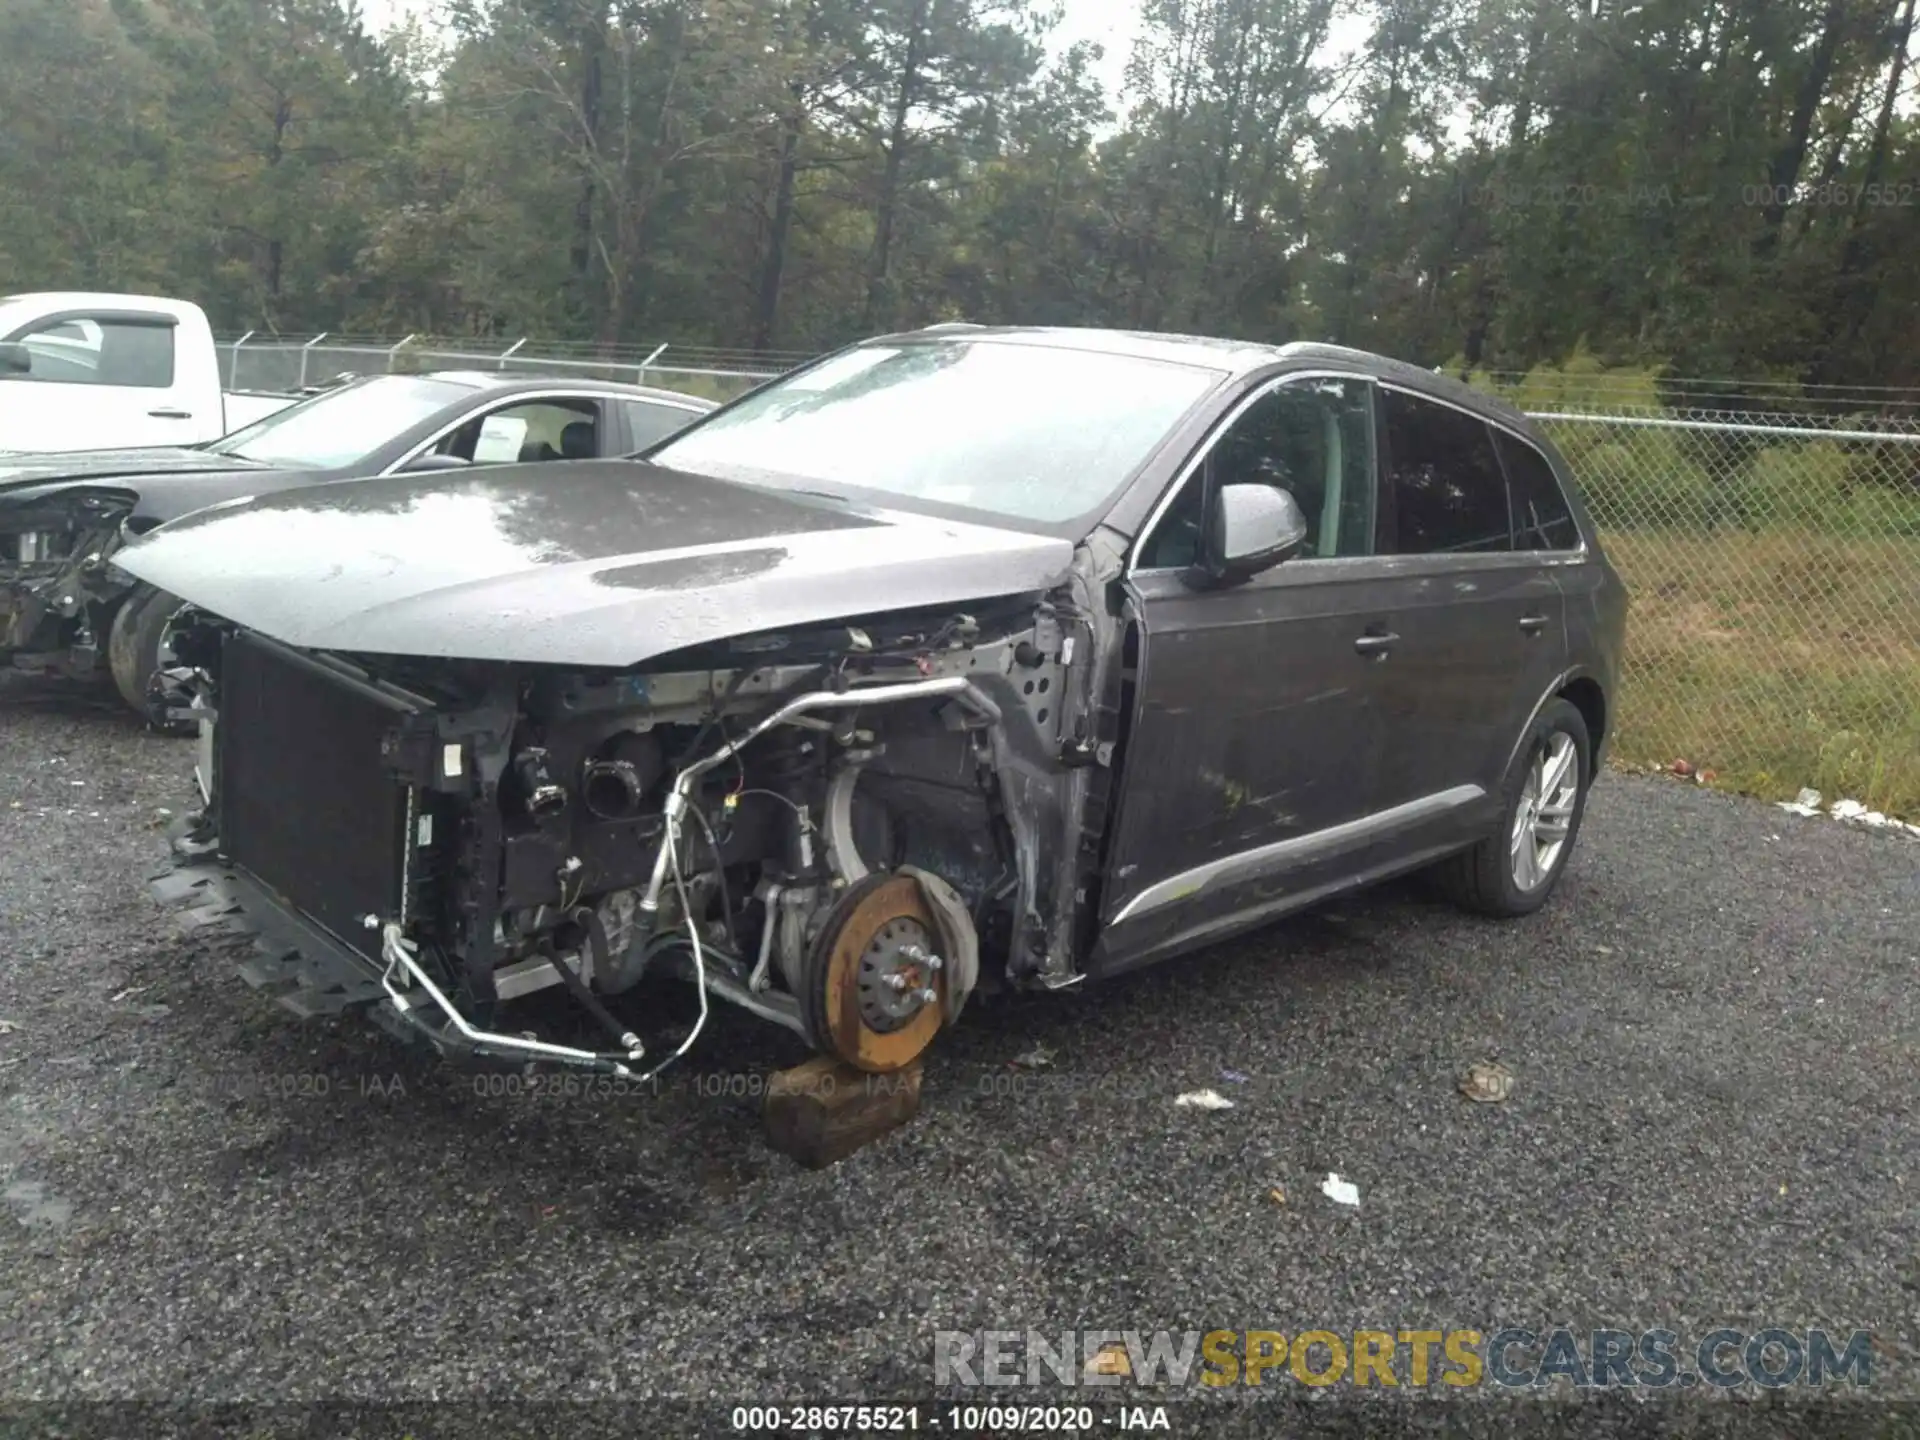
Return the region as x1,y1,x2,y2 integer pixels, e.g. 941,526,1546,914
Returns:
107,585,191,732
1433,698,1591,918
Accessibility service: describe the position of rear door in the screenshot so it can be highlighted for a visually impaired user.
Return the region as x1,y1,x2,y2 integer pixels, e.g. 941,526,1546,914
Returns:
1363,387,1570,864
0,309,197,451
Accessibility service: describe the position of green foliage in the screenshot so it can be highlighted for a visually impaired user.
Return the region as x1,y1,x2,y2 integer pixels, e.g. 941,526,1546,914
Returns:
4,0,1917,816
0,0,1916,393
1602,527,1920,817
1468,352,1920,541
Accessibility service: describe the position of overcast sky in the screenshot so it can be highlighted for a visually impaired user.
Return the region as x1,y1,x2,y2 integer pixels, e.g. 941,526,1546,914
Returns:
358,0,1385,122
357,0,1384,139
359,0,1153,107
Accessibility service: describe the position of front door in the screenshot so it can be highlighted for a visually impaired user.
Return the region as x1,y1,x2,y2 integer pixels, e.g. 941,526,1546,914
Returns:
0,312,194,452
1096,373,1394,969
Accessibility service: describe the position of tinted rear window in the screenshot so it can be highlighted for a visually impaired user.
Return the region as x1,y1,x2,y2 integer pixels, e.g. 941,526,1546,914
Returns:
1496,430,1580,550
1379,389,1512,555
625,399,701,449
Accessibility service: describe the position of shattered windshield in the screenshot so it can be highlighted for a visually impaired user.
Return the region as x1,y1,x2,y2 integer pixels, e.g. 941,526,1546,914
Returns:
210,374,474,468
649,338,1225,529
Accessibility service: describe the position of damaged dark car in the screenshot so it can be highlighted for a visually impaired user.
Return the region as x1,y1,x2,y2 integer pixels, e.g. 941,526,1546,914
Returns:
0,371,712,720
123,328,1626,1081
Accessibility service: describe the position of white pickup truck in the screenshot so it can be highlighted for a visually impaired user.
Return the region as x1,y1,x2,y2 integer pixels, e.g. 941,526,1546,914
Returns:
0,292,298,453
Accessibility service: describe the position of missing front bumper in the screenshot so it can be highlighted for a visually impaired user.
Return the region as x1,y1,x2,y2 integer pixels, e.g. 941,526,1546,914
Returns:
149,848,638,1068
149,850,388,1018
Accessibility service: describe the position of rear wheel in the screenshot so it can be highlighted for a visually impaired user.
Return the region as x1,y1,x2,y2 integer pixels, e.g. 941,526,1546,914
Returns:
1433,697,1591,918
107,584,192,732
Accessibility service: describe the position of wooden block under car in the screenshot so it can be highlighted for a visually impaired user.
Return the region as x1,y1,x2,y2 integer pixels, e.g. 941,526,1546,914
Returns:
763,1055,923,1168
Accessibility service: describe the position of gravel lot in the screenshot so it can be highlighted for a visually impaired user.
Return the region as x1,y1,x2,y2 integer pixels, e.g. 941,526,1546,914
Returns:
1,668,1916,1434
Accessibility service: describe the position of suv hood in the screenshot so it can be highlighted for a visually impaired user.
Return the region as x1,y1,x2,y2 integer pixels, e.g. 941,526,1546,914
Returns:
116,460,1075,668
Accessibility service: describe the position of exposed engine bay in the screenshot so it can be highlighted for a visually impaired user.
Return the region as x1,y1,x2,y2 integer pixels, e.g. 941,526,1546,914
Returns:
0,488,140,671
157,577,1122,1079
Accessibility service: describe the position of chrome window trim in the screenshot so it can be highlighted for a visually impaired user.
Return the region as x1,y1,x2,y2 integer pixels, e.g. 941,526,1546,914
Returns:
1126,547,1587,593
382,389,641,475
623,395,709,414
1128,368,1374,575
1375,378,1534,446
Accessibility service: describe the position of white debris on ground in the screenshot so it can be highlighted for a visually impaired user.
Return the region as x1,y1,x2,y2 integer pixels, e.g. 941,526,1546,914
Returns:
1775,788,1920,838
1173,1089,1235,1110
1320,1173,1361,1207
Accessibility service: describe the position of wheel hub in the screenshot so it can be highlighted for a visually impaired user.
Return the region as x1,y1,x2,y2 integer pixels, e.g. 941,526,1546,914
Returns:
800,873,948,1072
856,916,939,1032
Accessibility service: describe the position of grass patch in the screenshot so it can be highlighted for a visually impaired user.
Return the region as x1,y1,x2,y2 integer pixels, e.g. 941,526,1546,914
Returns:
1606,528,1920,818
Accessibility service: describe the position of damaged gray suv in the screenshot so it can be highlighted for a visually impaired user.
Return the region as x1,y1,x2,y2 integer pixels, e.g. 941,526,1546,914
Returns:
124,328,1626,1080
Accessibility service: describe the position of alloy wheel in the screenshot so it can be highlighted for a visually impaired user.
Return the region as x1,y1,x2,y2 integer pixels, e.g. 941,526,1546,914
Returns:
1510,730,1579,891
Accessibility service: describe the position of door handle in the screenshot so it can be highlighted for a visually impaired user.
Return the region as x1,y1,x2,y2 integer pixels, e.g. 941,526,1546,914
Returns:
1518,614,1550,635
147,408,192,420
1353,631,1399,657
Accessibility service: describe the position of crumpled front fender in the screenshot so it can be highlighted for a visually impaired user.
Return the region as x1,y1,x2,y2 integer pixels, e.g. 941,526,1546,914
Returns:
900,865,980,1024
0,493,138,655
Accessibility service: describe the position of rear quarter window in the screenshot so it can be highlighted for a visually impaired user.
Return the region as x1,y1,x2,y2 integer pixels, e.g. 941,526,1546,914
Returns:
1378,388,1513,555
1496,430,1581,550
625,399,702,450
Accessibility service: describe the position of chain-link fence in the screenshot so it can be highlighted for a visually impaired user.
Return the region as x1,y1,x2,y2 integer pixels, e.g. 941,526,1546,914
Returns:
1528,408,1920,820
217,332,793,403
221,336,1920,819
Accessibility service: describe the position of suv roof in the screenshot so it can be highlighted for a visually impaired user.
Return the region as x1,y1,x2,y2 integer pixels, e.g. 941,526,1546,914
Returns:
886,325,1531,433
405,370,716,409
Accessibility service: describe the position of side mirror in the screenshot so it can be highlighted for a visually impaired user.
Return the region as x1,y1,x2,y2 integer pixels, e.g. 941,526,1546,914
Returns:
0,342,32,376
1192,482,1310,586
399,451,473,474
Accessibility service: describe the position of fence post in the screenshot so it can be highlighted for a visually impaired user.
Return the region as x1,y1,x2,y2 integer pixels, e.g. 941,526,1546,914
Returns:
297,332,330,390
386,334,416,373
228,330,254,390
637,343,669,387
